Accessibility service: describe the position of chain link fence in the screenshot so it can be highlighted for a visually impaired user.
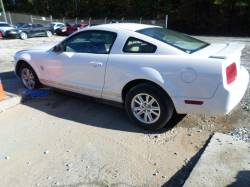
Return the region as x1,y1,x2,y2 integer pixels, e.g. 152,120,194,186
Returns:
0,12,166,27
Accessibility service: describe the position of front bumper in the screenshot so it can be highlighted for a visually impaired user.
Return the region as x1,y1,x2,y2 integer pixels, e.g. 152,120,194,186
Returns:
4,32,20,39
174,66,249,115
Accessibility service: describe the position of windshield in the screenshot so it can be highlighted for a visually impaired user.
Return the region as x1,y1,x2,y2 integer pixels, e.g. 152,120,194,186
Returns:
0,23,11,27
137,27,209,53
16,23,25,28
20,24,32,28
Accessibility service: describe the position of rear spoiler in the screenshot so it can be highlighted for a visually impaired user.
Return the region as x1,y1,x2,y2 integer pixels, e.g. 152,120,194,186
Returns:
209,43,245,60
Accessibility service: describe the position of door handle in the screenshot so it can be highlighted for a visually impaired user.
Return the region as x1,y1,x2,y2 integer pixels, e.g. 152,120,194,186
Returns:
89,61,103,67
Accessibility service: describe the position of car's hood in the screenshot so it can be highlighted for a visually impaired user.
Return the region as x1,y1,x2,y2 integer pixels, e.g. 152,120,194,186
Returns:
6,29,19,32
0,26,15,32
22,42,58,52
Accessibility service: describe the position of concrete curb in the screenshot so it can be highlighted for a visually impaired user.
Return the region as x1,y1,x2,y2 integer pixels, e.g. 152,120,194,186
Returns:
0,92,21,113
184,133,250,187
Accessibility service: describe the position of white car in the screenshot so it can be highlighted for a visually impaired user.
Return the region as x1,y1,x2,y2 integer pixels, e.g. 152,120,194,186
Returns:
0,22,15,37
50,22,65,31
14,23,249,130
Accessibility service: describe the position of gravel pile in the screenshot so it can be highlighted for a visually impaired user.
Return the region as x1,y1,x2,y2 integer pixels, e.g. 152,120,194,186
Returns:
229,127,250,143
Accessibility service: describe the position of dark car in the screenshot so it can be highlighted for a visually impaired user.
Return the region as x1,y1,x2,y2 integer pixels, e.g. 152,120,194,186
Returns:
55,23,88,36
5,23,53,40
16,22,26,28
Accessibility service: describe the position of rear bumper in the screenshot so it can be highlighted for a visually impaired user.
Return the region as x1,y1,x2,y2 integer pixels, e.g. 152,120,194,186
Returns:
174,66,249,115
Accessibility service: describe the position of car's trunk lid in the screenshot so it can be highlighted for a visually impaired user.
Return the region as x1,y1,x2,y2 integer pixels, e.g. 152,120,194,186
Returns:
193,42,245,86
193,42,245,60
208,43,244,60
193,42,244,69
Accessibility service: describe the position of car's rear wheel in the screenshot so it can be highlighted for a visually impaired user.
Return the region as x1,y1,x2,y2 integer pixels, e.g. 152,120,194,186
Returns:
46,31,52,37
125,83,174,130
19,63,41,90
20,32,28,40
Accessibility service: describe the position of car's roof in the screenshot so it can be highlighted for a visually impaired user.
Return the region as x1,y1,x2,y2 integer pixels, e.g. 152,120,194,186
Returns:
93,23,160,32
52,22,64,24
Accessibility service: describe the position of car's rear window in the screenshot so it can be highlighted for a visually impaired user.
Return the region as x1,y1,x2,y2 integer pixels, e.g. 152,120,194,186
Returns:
137,27,209,53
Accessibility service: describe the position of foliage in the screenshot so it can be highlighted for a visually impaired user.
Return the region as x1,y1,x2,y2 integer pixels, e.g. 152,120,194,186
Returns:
2,0,250,35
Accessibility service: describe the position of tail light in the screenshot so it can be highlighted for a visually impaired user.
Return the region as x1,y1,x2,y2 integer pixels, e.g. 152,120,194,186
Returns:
226,63,237,84
62,27,67,32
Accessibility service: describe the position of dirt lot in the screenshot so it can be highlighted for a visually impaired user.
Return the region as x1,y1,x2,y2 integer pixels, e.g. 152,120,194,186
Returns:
0,36,249,187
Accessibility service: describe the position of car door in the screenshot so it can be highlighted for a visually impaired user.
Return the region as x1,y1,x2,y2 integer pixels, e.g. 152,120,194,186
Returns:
21,24,32,36
32,24,43,36
45,30,117,98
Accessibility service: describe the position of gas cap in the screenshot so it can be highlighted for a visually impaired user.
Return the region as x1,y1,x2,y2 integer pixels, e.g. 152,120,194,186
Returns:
181,68,197,83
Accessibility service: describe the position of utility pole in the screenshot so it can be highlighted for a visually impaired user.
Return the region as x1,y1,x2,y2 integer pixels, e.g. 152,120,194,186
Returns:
166,15,168,28
74,0,78,18
0,0,7,22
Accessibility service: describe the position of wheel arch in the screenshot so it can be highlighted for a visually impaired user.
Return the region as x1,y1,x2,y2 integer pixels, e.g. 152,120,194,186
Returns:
20,31,28,34
121,79,175,108
16,60,34,77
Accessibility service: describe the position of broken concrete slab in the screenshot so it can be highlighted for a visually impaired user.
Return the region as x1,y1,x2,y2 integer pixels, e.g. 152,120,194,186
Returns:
184,133,250,187
0,92,21,113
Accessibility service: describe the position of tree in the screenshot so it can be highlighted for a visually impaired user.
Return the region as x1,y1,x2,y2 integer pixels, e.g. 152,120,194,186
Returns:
1,0,250,35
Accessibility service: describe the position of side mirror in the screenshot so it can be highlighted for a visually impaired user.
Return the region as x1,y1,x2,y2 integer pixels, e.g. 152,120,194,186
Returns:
53,44,65,53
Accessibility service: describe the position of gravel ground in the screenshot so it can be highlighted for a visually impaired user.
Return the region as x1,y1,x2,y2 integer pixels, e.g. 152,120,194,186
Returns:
0,36,249,186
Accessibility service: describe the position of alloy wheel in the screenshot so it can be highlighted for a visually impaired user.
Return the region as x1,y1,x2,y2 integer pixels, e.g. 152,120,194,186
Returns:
131,93,161,124
20,32,28,40
21,68,36,89
46,31,52,37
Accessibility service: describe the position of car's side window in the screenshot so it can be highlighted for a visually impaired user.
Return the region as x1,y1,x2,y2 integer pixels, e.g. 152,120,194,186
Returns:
33,24,41,28
123,37,157,53
64,30,117,54
37,24,43,28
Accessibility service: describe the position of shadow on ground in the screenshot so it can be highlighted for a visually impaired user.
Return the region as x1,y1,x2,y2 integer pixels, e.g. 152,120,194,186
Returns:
163,135,212,187
0,71,23,95
227,170,250,187
1,71,186,133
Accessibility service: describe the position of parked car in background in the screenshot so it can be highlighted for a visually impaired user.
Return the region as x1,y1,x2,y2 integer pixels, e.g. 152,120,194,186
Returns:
110,20,122,23
48,22,65,33
16,22,26,28
75,23,89,30
14,23,249,130
0,22,15,38
55,23,88,36
5,23,53,39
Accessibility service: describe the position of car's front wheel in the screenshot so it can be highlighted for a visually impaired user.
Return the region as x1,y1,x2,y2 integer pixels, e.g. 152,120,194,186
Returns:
19,63,41,90
46,31,52,37
20,32,28,40
125,83,174,130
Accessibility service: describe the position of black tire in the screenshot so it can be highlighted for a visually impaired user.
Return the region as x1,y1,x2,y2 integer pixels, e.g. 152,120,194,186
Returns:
125,83,174,130
19,63,41,90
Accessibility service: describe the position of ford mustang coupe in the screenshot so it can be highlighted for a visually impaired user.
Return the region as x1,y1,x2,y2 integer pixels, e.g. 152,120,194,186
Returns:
14,23,249,130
